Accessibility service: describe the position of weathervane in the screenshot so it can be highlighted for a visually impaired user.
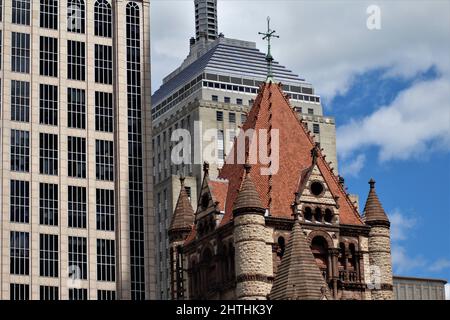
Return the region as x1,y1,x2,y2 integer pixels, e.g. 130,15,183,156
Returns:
259,16,279,82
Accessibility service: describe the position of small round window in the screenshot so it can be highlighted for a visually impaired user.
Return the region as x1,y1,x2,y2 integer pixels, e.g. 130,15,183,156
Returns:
310,181,324,196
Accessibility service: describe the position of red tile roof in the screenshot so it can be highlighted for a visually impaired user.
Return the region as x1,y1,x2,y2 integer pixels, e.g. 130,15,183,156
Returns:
218,82,363,226
208,179,228,212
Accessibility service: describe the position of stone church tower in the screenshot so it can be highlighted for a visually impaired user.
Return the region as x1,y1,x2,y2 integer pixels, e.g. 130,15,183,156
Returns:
168,81,394,300
364,179,394,299
232,164,273,299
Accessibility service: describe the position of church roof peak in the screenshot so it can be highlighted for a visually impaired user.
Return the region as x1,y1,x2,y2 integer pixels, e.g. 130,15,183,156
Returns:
363,178,390,225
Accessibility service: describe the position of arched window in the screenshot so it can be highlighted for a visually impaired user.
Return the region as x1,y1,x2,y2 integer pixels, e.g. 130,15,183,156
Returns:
311,236,329,280
67,0,85,34
338,242,346,281
94,0,112,38
304,207,313,221
324,208,333,223
314,208,323,222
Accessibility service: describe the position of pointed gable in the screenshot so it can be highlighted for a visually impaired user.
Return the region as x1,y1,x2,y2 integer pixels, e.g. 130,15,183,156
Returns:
363,179,389,225
169,177,195,236
218,82,363,225
270,217,331,300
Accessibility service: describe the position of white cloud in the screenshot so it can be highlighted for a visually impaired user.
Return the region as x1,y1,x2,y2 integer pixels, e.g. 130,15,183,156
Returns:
340,154,365,177
151,1,450,100
390,209,417,241
391,244,426,274
337,77,450,161
428,259,450,273
445,283,450,300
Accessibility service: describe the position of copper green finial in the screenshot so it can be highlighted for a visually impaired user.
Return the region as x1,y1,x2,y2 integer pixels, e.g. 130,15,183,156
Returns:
259,16,279,83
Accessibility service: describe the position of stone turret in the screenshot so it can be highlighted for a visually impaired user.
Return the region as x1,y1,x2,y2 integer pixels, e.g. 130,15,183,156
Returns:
233,164,273,300
270,212,331,300
168,176,195,300
363,179,393,300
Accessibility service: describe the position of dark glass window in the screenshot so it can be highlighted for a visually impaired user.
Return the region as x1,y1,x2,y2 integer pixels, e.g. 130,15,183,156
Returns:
67,40,86,81
11,80,30,122
94,0,112,38
95,44,113,84
98,290,116,300
10,284,29,300
40,286,59,300
68,136,86,178
40,0,58,29
11,32,30,73
68,186,87,229
216,111,223,121
95,91,113,132
96,189,114,231
68,88,86,129
313,123,320,134
40,36,58,77
11,130,30,172
69,288,87,300
97,239,115,282
39,133,58,175
68,236,87,280
12,0,30,25
229,112,236,123
96,140,114,181
39,234,58,277
10,180,29,223
39,84,58,125
10,231,29,275
39,183,58,226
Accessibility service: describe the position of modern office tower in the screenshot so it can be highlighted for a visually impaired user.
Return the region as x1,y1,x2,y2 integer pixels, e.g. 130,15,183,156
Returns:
0,0,154,300
152,0,338,299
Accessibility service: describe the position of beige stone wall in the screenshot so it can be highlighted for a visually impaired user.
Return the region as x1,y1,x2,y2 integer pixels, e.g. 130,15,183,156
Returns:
368,226,393,300
234,214,273,300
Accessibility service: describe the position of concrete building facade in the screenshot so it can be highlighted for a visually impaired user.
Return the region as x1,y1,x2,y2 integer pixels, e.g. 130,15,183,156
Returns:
0,0,155,300
393,276,447,300
152,0,337,299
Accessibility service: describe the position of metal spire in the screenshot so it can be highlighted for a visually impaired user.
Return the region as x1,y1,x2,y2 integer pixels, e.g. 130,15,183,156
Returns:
259,17,279,82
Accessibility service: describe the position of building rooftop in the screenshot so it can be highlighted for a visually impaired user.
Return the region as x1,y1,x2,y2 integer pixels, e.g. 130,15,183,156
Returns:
151,37,308,107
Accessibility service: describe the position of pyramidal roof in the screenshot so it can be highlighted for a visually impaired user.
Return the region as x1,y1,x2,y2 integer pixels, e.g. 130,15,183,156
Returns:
218,82,363,226
363,179,389,224
152,38,307,107
270,217,331,300
169,177,195,234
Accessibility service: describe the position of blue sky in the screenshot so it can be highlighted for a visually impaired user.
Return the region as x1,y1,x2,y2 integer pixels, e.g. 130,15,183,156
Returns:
151,0,450,293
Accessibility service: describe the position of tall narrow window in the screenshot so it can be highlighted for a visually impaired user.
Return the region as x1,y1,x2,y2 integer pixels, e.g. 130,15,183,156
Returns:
39,133,58,175
98,290,116,300
40,286,59,300
39,234,59,277
68,88,86,129
67,40,86,81
10,180,29,223
95,44,113,84
126,2,145,299
40,37,58,77
68,136,86,178
217,129,224,163
68,236,87,280
94,0,112,38
68,186,86,228
12,0,30,25
10,284,29,300
11,32,30,73
67,0,85,33
39,84,58,125
95,91,113,132
97,239,115,282
69,288,87,300
11,130,30,172
96,140,114,181
11,80,30,122
40,0,58,30
96,189,114,231
10,231,29,275
39,183,58,226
